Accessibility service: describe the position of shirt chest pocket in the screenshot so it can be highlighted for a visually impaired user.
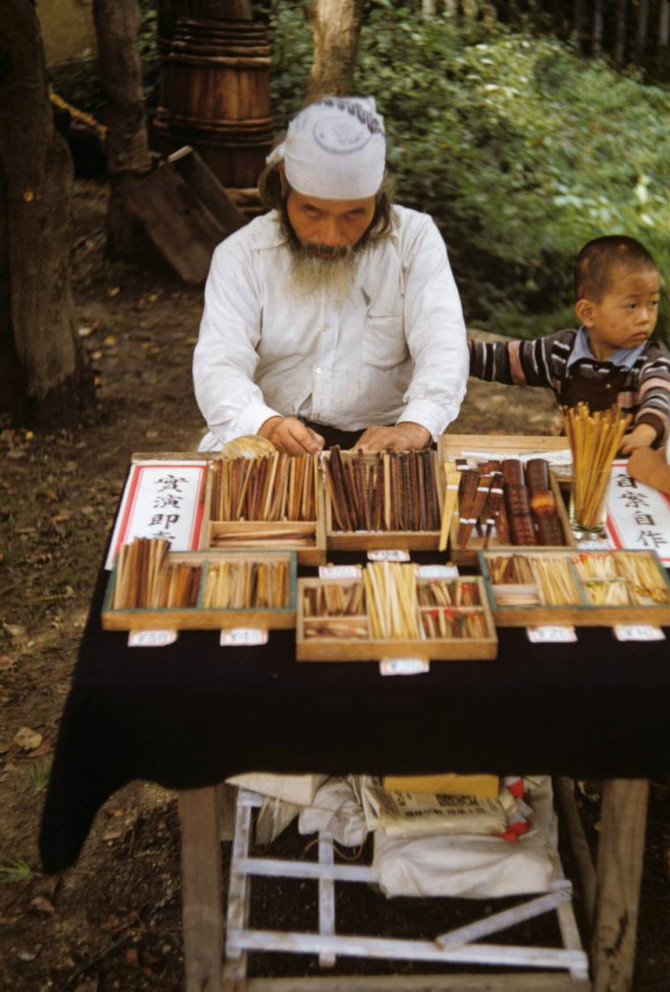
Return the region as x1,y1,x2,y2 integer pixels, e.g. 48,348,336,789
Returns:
362,313,409,370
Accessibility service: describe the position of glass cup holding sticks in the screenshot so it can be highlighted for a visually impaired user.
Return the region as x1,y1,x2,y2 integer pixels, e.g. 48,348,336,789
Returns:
562,403,630,540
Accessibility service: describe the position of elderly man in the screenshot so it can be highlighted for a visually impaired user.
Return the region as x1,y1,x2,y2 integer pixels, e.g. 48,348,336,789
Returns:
193,97,468,454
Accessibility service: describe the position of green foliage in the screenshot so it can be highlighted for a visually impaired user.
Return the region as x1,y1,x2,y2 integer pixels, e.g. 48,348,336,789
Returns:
0,856,33,884
267,6,670,345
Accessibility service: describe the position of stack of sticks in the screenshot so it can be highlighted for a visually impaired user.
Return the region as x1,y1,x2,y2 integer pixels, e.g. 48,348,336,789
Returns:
325,447,441,532
203,559,289,609
363,562,420,639
302,582,365,617
417,579,481,608
573,551,670,605
419,609,489,640
563,403,631,528
485,552,580,606
112,538,200,609
210,453,319,523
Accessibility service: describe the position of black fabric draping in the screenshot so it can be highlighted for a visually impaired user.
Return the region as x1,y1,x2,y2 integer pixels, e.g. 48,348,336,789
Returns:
39,545,670,875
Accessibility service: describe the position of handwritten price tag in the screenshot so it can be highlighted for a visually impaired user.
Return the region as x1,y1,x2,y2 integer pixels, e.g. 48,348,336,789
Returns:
380,658,430,676
318,565,362,579
367,549,410,562
128,630,178,648
614,625,666,642
220,628,268,647
416,565,459,579
526,626,577,644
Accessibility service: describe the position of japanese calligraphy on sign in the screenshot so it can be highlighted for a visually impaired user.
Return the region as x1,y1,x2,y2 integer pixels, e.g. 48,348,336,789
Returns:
606,461,670,566
105,460,207,570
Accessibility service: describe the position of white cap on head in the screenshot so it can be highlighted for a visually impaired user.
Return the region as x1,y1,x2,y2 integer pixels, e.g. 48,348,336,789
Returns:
268,97,386,200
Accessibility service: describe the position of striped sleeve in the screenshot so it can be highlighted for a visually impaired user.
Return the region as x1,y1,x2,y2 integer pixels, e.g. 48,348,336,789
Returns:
469,333,565,388
635,348,670,444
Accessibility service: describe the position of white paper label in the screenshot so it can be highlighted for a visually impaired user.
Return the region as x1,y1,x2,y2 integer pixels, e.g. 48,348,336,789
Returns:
220,628,268,647
380,658,430,676
577,539,613,551
367,549,411,562
526,626,577,643
318,565,362,579
417,565,459,579
614,625,666,642
128,629,178,648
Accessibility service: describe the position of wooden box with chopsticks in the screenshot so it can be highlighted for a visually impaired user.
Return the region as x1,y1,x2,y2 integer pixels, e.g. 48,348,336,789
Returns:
201,452,327,565
437,435,574,565
102,541,297,631
296,564,497,661
322,447,445,550
478,548,670,627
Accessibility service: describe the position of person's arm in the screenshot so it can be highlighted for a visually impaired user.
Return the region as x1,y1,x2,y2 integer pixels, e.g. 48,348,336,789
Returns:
627,446,670,494
627,351,670,451
193,239,323,453
469,334,560,389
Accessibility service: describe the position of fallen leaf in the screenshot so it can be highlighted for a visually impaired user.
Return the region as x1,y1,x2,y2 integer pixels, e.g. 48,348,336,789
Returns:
30,895,54,914
0,656,14,670
145,430,159,440
125,947,139,967
13,727,43,751
108,287,120,297
3,623,25,639
103,335,116,346
77,326,94,338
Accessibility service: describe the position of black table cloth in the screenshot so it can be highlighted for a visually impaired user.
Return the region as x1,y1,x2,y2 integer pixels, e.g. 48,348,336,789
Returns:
39,549,670,875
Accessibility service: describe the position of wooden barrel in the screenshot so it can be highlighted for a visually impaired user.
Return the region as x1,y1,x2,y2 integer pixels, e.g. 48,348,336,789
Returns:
155,17,274,189
158,1,252,51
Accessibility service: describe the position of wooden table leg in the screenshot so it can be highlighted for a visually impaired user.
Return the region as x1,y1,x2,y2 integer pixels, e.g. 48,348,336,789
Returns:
179,786,224,992
591,778,649,992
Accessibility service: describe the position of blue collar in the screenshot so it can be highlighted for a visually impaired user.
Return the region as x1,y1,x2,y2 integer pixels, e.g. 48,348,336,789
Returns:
566,327,646,371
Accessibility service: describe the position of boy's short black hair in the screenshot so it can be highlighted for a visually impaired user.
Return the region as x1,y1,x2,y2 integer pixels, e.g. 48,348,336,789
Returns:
574,235,658,301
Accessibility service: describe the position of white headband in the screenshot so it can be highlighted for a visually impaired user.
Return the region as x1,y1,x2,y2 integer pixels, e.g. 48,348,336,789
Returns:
268,97,386,199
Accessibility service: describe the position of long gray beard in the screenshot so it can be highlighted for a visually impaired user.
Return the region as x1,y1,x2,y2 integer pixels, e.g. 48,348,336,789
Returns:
288,247,361,301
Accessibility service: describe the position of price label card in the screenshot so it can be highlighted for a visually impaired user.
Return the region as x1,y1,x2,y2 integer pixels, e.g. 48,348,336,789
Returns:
318,565,362,579
576,539,613,551
220,628,268,647
380,658,430,676
526,626,577,644
128,630,178,648
614,625,666,642
416,565,459,579
367,549,410,562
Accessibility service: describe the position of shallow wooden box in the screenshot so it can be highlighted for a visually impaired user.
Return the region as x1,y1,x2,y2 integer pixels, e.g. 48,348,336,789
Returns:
102,550,297,632
478,548,670,627
324,450,444,551
437,435,574,565
296,575,498,662
201,458,327,566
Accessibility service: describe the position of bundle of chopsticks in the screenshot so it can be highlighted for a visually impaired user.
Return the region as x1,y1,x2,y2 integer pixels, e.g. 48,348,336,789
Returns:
562,403,630,528
203,559,289,609
112,538,200,609
325,447,441,532
363,562,421,639
210,453,319,522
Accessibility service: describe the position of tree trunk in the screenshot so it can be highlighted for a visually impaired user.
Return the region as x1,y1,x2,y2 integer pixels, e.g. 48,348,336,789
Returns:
635,0,650,59
572,0,585,53
304,0,364,104
0,0,90,426
614,0,627,66
658,0,670,50
592,0,605,56
93,0,152,257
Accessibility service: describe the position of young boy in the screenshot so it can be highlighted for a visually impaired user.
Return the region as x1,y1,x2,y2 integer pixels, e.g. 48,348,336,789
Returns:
468,236,670,453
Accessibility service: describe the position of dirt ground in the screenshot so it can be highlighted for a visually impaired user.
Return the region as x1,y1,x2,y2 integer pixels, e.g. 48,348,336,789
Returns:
1,178,669,992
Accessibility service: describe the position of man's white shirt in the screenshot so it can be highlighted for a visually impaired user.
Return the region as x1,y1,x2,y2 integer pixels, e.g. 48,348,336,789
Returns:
193,204,468,449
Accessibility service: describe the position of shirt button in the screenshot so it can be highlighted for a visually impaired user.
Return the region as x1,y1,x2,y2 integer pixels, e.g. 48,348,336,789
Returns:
314,367,322,375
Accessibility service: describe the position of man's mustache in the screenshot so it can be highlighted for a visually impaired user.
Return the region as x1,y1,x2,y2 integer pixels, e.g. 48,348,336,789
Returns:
303,243,352,259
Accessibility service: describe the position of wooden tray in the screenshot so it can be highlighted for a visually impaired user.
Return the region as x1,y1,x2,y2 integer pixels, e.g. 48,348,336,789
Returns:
438,434,572,482
201,458,327,566
102,550,297,632
296,574,497,661
324,449,444,551
449,468,574,566
478,548,670,627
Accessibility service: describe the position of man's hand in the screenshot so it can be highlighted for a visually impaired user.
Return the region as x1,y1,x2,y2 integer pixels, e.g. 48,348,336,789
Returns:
353,422,431,452
258,415,324,455
619,423,657,455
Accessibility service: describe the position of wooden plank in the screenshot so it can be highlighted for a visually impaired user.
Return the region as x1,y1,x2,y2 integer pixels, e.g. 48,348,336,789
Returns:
169,146,247,234
179,787,224,992
219,783,237,843
244,975,589,992
434,887,575,949
554,778,597,937
592,778,649,992
318,833,336,967
127,162,225,285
